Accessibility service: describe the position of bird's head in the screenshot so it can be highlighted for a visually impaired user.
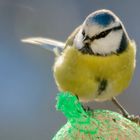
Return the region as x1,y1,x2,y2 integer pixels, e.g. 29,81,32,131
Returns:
74,9,129,55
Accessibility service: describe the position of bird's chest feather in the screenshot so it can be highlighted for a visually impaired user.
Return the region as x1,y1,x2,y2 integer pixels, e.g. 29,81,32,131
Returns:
59,46,134,79
54,42,135,101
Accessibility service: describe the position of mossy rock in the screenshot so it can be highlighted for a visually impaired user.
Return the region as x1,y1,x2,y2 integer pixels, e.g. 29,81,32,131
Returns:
53,92,140,140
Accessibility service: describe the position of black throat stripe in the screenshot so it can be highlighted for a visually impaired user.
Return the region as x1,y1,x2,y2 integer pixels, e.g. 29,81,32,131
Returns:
98,79,108,95
117,32,128,53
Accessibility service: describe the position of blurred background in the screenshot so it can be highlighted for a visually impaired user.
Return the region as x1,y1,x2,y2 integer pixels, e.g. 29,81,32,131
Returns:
0,0,140,139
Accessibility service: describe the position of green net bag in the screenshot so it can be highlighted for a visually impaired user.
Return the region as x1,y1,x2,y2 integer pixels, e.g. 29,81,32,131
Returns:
53,92,140,140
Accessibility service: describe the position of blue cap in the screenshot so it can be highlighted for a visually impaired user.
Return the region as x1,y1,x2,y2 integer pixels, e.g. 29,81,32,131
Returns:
90,12,115,27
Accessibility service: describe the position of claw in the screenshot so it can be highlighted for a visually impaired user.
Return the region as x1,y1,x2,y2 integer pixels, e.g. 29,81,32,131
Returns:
111,97,140,125
127,115,140,125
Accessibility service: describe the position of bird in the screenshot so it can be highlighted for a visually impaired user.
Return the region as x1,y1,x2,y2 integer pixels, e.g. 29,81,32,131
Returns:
21,9,137,122
53,9,136,119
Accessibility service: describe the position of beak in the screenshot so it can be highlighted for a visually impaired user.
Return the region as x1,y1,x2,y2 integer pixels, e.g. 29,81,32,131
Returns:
83,36,91,44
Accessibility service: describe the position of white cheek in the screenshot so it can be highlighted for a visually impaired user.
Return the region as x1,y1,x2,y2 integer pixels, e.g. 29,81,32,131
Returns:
91,30,123,54
74,30,84,49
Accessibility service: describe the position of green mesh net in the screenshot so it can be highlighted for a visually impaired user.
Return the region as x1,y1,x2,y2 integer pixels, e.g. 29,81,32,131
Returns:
53,92,140,140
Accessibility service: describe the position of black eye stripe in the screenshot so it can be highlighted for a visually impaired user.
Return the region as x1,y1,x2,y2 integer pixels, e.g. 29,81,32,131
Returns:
82,30,85,36
91,25,122,41
94,29,111,39
112,25,122,31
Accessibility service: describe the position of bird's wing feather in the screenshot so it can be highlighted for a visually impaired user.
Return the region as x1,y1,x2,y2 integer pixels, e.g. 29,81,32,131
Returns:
21,37,65,53
21,25,81,54
65,25,81,49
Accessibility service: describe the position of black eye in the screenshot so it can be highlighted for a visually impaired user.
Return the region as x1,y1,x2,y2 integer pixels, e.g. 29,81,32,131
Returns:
95,29,111,39
82,30,85,36
100,32,106,37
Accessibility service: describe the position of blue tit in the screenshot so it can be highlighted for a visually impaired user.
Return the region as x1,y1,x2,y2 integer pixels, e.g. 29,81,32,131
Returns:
53,9,136,118
21,9,136,120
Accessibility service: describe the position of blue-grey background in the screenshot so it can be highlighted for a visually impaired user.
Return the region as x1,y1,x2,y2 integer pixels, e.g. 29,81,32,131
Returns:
0,0,140,140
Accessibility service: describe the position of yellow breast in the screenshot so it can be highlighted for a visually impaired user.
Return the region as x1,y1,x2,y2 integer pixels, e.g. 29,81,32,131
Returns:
53,41,136,102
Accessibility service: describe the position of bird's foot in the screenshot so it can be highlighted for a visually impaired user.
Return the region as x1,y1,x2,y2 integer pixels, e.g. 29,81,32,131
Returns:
75,95,93,112
125,114,140,125
82,105,91,112
111,97,140,125
82,104,94,112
